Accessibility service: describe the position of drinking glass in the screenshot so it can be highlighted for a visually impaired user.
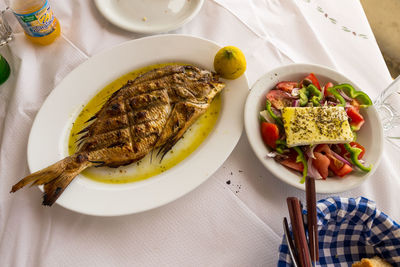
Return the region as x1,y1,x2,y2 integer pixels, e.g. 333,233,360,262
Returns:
374,75,400,149
0,7,13,46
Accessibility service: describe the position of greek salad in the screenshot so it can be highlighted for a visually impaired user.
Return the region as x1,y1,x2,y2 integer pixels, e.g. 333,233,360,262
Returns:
260,73,373,183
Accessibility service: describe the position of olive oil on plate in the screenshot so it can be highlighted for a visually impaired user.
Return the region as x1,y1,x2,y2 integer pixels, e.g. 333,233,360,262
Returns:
68,63,221,184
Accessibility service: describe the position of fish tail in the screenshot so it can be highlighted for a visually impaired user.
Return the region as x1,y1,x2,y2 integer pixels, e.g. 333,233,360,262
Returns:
10,154,91,206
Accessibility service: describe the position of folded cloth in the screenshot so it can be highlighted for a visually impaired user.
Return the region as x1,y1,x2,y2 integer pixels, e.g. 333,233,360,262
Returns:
278,197,400,266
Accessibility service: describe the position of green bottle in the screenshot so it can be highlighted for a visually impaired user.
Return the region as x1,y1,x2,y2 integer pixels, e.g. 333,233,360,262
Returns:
0,55,10,85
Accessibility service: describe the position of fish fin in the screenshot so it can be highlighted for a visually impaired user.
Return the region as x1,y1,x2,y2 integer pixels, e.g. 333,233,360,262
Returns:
149,149,154,163
158,139,179,161
84,114,97,123
88,160,105,167
156,102,206,161
76,133,89,143
77,126,91,135
42,172,76,206
11,154,92,206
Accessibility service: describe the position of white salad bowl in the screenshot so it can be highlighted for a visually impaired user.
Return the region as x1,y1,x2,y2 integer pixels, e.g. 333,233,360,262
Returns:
244,63,383,193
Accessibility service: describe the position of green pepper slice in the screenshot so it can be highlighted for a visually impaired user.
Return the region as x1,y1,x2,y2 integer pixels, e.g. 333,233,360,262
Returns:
274,141,307,183
298,84,322,106
293,147,308,184
276,147,285,154
327,84,372,108
307,84,322,107
275,140,287,154
352,130,357,142
343,143,372,172
299,87,309,106
266,100,283,126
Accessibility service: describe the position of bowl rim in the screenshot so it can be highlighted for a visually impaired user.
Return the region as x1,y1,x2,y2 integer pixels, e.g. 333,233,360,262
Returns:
244,63,384,193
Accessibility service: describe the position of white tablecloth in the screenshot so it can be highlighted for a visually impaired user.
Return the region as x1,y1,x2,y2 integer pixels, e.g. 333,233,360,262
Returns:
1,0,398,266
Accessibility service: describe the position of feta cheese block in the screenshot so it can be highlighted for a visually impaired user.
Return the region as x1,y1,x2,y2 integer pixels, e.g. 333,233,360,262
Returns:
282,106,354,147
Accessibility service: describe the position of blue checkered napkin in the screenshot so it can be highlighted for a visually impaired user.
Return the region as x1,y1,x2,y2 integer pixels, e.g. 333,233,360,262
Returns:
278,197,400,266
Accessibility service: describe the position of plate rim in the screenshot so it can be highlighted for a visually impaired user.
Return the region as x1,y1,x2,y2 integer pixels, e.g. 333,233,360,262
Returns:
27,34,248,216
94,0,205,34
244,63,384,193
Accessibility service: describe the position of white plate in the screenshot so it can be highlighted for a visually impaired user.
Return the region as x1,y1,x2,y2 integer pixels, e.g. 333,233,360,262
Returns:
94,0,204,34
244,63,383,193
28,34,248,216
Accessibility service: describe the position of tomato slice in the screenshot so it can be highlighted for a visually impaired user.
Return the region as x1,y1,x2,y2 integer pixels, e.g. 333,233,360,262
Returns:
323,82,334,97
338,142,365,159
350,99,361,111
314,144,353,177
331,163,353,177
312,152,330,179
315,144,331,154
266,90,292,110
347,107,364,123
327,154,345,176
281,159,304,172
350,142,365,159
260,122,279,149
329,154,344,169
346,107,365,131
302,73,321,90
336,144,348,156
276,81,298,93
280,151,304,172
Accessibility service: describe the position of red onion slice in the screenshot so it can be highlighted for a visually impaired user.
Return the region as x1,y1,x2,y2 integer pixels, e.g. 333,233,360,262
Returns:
330,150,353,167
307,156,323,180
266,151,278,158
291,88,300,97
271,106,282,117
283,91,298,99
306,145,317,159
260,110,274,123
339,89,353,101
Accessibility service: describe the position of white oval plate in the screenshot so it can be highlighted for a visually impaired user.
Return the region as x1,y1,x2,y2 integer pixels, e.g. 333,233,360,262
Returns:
28,35,248,216
94,0,204,34
244,63,383,193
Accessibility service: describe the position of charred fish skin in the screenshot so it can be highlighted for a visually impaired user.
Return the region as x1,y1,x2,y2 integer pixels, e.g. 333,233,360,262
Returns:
79,65,224,166
11,65,225,206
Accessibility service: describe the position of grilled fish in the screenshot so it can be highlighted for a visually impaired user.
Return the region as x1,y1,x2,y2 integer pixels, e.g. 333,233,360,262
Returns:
11,65,225,206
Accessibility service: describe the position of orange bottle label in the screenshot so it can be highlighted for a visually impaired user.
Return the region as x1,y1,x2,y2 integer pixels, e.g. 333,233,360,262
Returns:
14,0,57,37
